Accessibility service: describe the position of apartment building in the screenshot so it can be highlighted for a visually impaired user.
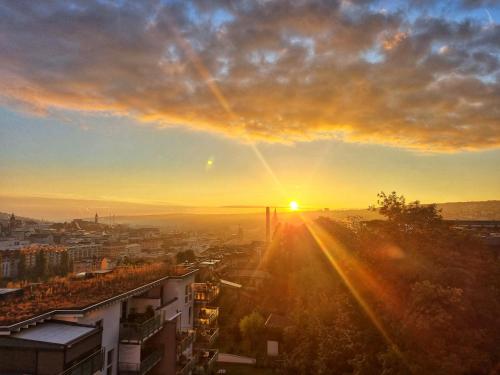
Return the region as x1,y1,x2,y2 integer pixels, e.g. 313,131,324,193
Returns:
20,245,68,269
0,239,30,251
0,264,216,375
67,243,102,262
0,250,18,279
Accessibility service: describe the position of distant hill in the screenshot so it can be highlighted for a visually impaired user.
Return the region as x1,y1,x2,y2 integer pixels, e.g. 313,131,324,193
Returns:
436,201,500,220
1,196,499,233
101,200,500,240
0,212,41,223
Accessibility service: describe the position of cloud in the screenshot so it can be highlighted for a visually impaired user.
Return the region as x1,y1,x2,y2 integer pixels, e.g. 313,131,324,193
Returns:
0,0,499,151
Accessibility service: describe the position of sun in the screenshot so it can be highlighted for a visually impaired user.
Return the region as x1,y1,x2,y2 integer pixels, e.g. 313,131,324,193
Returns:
289,201,299,211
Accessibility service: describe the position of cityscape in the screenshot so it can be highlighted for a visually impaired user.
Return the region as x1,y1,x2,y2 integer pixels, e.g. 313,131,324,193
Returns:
1,1,500,375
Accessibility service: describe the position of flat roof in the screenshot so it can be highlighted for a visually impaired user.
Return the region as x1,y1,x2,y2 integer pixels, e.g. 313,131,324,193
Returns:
12,322,95,345
0,268,198,332
220,279,242,289
0,288,22,296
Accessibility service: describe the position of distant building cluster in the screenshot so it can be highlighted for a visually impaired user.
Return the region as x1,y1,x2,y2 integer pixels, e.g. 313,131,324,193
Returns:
0,213,170,280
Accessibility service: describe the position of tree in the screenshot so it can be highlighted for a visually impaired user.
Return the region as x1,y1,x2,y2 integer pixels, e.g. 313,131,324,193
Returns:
17,253,27,280
271,192,499,375
239,311,265,353
59,251,70,276
374,191,442,231
33,250,47,280
176,250,195,264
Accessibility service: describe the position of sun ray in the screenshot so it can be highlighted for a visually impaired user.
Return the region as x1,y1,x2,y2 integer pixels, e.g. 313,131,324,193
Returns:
167,17,288,201
298,213,409,366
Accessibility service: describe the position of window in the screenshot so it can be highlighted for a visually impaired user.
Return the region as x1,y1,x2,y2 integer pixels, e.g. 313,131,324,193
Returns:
106,348,114,375
107,349,114,366
121,300,128,319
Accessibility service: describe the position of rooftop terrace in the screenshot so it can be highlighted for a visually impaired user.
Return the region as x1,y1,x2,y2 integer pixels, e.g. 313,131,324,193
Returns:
0,263,194,327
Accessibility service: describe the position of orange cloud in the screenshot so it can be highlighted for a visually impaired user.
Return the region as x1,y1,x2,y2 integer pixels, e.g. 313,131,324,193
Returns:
0,1,499,151
382,31,408,50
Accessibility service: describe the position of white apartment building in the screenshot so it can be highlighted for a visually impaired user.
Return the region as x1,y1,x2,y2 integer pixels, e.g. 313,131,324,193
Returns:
67,243,102,261
0,268,205,375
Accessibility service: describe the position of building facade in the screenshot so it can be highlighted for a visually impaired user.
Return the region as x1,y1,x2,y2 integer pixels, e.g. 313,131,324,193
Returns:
0,267,218,375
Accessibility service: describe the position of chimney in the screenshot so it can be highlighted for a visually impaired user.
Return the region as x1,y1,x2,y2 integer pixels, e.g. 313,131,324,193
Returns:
266,207,270,243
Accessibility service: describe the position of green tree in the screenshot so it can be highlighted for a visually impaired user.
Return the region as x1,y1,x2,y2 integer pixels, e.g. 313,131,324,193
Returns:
239,311,265,353
272,192,499,375
375,191,442,230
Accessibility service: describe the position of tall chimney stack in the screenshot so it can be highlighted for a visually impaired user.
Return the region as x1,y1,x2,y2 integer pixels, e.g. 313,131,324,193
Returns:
266,207,270,243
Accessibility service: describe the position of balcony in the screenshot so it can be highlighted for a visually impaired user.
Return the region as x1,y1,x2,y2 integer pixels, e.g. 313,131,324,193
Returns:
193,283,220,304
176,354,198,375
120,315,162,343
195,349,218,375
119,348,163,375
177,329,196,354
196,328,219,347
58,348,104,375
195,307,218,327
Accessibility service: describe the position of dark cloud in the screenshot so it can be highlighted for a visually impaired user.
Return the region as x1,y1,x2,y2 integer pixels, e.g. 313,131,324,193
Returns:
0,0,499,151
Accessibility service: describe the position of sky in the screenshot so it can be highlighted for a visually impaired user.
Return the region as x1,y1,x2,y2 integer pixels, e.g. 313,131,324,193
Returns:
0,0,499,217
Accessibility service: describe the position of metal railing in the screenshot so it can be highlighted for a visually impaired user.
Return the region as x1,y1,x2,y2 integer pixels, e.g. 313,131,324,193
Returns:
176,354,198,375
177,329,196,353
195,349,218,375
195,307,218,327
120,315,162,342
58,348,103,375
197,327,219,347
119,348,163,375
193,283,220,304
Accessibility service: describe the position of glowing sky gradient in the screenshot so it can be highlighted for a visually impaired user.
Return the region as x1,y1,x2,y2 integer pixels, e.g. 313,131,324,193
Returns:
0,0,499,214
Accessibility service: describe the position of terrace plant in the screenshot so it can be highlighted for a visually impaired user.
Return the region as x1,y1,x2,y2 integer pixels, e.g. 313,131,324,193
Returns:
0,262,180,325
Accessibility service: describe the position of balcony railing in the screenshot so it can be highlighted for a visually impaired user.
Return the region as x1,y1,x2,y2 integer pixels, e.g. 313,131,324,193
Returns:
177,329,196,353
195,307,218,327
196,327,219,347
119,348,163,375
58,348,103,375
176,354,198,375
120,315,162,343
195,349,218,375
193,283,220,304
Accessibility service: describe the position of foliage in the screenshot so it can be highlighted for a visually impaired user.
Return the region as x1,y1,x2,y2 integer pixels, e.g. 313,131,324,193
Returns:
33,251,48,280
374,191,443,231
239,311,265,353
0,263,182,325
177,249,196,263
17,253,27,280
262,192,499,375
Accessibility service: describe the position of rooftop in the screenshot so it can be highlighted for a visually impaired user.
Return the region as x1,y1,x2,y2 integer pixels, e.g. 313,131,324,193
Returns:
0,288,22,296
12,322,96,345
0,263,196,329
